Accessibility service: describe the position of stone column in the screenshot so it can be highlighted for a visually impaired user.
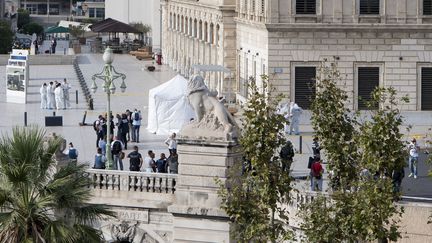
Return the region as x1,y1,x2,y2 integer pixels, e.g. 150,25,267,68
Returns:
168,138,242,243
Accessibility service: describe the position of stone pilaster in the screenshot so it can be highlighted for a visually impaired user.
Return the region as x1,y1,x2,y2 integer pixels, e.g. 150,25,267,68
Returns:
168,138,242,243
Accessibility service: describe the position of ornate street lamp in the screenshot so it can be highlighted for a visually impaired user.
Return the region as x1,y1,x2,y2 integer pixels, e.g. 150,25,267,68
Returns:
91,47,126,169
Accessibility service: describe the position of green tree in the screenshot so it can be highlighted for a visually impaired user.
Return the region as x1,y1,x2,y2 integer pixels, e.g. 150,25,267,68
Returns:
22,22,44,36
69,25,85,39
0,20,13,54
300,61,406,242
217,76,294,242
0,127,114,242
17,9,30,30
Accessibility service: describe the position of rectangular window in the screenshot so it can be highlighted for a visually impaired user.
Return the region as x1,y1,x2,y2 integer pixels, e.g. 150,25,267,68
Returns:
421,67,432,110
357,67,379,110
296,0,316,14
96,8,104,18
89,8,95,18
424,0,432,15
360,0,380,15
295,66,316,109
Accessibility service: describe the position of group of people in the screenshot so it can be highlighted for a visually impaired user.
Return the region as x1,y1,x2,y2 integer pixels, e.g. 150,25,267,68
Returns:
39,79,71,110
280,102,303,135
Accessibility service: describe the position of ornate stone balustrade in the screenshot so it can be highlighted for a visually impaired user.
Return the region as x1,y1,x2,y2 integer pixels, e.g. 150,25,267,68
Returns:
86,169,177,194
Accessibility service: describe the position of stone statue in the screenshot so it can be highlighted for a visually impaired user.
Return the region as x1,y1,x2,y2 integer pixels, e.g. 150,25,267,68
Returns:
111,221,137,242
182,74,237,141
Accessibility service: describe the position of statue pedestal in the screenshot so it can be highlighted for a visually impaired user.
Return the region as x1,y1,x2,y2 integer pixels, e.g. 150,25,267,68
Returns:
168,138,242,242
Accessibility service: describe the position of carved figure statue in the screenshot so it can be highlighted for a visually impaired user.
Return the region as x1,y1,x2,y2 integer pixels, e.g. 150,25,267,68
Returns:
187,74,236,135
111,221,137,242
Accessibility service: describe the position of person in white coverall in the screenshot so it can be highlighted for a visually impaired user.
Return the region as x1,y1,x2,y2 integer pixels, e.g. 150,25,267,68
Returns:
46,82,55,109
62,78,71,109
54,83,64,110
289,102,302,135
40,83,47,109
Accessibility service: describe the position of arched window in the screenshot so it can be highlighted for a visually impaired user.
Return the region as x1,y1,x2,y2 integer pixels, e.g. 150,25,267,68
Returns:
204,22,208,42
199,20,203,40
185,17,189,35
193,19,197,37
209,23,214,44
189,18,193,35
215,24,220,46
173,14,176,30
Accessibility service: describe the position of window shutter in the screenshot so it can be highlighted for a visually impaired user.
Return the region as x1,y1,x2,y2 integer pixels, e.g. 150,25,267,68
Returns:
295,66,316,109
421,67,432,110
296,0,316,14
424,0,432,15
360,0,380,15
358,67,379,110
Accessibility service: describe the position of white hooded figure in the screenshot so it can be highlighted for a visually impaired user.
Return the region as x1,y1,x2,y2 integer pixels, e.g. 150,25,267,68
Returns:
277,102,290,134
40,83,47,109
54,83,64,110
46,82,55,109
62,79,71,109
289,102,302,135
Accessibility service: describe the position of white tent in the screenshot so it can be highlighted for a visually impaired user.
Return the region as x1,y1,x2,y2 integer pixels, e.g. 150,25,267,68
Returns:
147,74,195,135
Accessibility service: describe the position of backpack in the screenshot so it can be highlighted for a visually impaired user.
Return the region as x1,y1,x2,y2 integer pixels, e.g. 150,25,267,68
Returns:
112,141,122,154
134,112,140,121
307,157,314,169
93,120,99,131
68,148,77,159
280,144,294,160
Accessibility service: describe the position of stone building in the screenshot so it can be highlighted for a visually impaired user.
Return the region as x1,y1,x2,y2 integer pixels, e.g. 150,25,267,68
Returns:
163,0,432,111
161,0,237,94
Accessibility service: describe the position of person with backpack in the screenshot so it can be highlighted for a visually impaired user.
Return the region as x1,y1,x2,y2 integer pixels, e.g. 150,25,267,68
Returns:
94,115,103,148
68,142,78,163
111,136,124,170
311,159,324,191
127,146,143,172
132,109,142,143
279,140,294,172
93,148,107,169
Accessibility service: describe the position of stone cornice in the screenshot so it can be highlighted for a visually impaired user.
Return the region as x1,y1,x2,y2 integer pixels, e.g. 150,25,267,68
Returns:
263,23,432,32
166,0,236,11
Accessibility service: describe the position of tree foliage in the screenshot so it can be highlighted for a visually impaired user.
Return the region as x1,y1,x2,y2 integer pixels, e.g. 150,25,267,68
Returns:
300,61,406,242
17,9,31,30
69,25,85,38
129,22,151,35
217,76,294,242
22,22,44,36
0,127,115,242
0,20,13,54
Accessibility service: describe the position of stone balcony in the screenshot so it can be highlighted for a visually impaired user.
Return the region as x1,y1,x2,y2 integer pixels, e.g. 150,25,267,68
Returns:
86,169,177,209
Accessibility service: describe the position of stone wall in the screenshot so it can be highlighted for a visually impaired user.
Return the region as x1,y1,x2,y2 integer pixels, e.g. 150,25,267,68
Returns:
0,54,76,65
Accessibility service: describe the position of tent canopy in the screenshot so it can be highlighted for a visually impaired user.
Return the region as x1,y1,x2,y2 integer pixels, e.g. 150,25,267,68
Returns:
45,26,69,34
147,75,195,135
90,18,141,33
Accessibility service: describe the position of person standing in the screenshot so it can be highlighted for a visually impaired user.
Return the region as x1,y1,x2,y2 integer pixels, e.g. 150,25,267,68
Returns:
46,82,55,109
156,153,167,173
54,83,64,110
68,142,78,163
165,133,177,155
119,114,129,149
408,138,420,179
132,109,142,143
143,150,156,173
280,140,294,172
111,136,124,170
312,137,321,157
311,159,324,191
51,38,57,54
98,136,107,156
93,148,107,169
40,83,47,109
62,78,71,109
127,146,143,172
126,109,133,142
289,102,303,135
166,151,179,174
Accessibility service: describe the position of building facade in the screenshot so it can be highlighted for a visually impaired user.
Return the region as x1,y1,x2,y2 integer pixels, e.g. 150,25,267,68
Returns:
161,0,236,94
163,0,432,110
105,0,161,49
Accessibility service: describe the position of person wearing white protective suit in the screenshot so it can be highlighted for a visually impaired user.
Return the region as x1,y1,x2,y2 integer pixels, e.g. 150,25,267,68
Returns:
40,83,47,109
62,78,71,109
54,83,64,110
289,102,303,135
46,82,55,109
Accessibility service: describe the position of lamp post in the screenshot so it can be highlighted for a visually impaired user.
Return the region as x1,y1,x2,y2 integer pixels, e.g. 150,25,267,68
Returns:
91,47,127,169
